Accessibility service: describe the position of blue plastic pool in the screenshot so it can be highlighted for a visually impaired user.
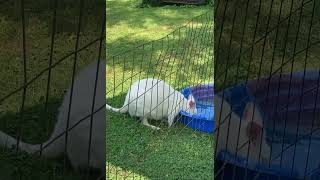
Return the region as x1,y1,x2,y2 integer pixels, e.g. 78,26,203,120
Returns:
214,71,320,179
179,84,214,133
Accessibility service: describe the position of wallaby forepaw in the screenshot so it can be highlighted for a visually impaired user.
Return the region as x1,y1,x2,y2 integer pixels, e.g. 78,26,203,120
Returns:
153,126,161,130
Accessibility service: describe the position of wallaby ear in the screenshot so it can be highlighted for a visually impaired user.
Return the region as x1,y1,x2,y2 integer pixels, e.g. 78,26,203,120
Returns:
242,102,263,145
214,95,232,127
188,94,196,108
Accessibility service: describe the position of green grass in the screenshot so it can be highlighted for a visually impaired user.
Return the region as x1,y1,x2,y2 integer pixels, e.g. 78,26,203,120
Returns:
107,110,213,179
106,0,214,179
106,0,212,56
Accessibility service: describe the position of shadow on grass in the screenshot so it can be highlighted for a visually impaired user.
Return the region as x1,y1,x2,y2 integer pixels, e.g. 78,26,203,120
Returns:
0,0,105,29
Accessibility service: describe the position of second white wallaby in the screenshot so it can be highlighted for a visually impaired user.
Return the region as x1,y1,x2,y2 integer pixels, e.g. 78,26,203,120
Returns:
214,95,271,164
106,78,198,130
0,60,106,172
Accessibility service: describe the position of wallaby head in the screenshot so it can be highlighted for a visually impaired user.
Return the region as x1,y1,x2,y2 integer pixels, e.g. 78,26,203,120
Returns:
184,94,197,114
214,95,270,163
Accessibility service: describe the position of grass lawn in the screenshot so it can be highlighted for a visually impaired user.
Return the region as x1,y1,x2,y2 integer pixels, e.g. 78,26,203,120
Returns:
106,0,212,56
106,0,214,179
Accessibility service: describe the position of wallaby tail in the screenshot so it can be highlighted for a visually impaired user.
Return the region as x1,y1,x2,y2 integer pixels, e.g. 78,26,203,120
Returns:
0,131,41,154
0,130,63,158
105,103,128,113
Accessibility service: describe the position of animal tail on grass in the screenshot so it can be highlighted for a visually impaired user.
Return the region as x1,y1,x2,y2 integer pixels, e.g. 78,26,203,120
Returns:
0,131,41,154
0,130,63,158
105,103,128,113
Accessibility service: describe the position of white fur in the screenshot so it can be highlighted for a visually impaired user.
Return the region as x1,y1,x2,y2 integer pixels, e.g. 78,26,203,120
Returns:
106,78,197,130
0,60,106,172
214,96,270,163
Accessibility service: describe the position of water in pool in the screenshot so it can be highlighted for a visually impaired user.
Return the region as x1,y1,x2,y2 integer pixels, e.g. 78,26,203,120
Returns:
195,99,214,121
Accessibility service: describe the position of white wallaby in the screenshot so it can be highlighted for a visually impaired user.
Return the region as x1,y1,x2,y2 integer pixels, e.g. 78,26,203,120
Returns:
106,78,197,130
214,95,271,163
0,60,106,172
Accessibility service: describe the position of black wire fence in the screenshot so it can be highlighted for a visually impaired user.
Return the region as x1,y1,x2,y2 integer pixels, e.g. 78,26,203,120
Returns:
0,0,105,179
106,11,213,179
214,0,320,179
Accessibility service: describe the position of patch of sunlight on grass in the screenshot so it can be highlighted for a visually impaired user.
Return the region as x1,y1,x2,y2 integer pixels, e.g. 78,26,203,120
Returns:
107,162,149,180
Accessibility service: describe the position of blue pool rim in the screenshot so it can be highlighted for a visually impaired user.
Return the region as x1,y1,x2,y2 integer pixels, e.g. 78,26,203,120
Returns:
179,83,214,133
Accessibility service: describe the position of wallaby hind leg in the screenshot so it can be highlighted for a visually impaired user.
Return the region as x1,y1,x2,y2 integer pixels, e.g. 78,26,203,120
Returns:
141,117,160,130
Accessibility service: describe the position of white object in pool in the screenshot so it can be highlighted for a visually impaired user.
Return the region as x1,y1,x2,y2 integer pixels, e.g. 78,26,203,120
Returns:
214,95,271,164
